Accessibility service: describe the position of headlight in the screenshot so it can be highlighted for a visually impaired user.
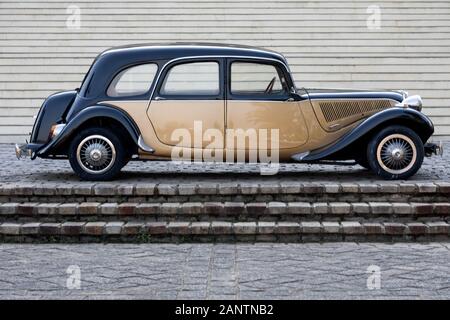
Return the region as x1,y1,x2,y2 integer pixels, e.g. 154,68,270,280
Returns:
49,123,66,139
395,95,422,111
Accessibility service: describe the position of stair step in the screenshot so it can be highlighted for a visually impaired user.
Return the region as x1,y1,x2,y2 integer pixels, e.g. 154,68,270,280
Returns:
1,220,448,242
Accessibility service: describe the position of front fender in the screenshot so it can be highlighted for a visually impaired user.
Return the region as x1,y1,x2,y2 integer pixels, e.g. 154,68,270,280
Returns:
302,107,434,161
37,105,140,156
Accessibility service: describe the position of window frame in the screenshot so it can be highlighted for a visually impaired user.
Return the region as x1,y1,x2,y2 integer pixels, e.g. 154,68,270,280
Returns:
154,58,224,101
227,58,291,101
105,62,159,99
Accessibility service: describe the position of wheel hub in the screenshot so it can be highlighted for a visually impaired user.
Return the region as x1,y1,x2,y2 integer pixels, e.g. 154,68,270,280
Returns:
376,134,417,175
76,135,116,174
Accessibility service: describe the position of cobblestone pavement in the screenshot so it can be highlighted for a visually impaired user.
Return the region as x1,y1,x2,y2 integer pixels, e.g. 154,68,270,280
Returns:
2,143,449,184
0,242,448,299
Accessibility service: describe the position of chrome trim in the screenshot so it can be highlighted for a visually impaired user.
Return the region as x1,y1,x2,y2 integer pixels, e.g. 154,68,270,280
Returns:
138,135,154,153
395,95,422,109
15,143,32,159
76,135,116,174
291,151,310,162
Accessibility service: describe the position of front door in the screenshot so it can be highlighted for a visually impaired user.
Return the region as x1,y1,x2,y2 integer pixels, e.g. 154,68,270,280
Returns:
225,59,308,152
147,59,225,149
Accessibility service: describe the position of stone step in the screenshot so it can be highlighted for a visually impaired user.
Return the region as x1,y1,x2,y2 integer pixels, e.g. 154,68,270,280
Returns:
1,201,449,222
1,181,450,203
1,220,449,243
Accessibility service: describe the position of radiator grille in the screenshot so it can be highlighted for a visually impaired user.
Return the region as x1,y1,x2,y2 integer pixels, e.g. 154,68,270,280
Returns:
319,100,392,122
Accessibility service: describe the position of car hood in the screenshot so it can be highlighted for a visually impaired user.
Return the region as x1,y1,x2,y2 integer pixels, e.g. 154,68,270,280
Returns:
300,87,404,103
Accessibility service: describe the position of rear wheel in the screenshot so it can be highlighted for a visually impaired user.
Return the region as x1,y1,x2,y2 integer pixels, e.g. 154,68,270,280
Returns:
367,125,424,180
69,127,126,181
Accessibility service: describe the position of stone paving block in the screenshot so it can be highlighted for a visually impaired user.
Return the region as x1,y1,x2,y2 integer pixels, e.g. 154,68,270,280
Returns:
416,183,437,193
83,222,106,235
144,222,168,235
20,222,41,235
33,185,56,196
259,184,280,194
411,203,434,215
312,203,328,214
117,184,134,196
218,184,239,195
279,182,301,194
99,203,119,215
398,183,417,193
378,183,399,193
369,202,393,214
197,183,217,195
301,222,322,234
239,183,259,194
363,223,384,235
302,183,323,194
340,183,359,193
135,183,156,196
223,202,245,215
58,203,78,215
383,222,407,235
17,203,38,215
322,222,341,233
0,223,21,235
13,184,34,196
40,223,61,235
160,203,180,215
233,222,257,235
246,203,267,215
211,222,233,234
406,223,428,235
78,202,100,215
392,203,412,215
341,222,364,234
36,203,59,215
93,184,117,196
351,203,370,214
426,222,449,234
181,202,203,215
0,203,18,214
433,203,450,215
203,202,224,215
177,184,197,195
61,222,86,235
190,222,211,235
358,183,378,193
258,221,276,234
287,202,311,214
105,222,125,235
122,222,144,235
135,203,160,214
55,185,73,196
329,202,351,215
157,184,178,195
435,181,450,194
324,183,341,193
72,185,92,195
267,202,286,214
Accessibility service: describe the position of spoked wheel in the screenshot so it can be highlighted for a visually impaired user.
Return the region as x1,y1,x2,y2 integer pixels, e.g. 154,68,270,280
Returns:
69,128,126,181
367,125,424,180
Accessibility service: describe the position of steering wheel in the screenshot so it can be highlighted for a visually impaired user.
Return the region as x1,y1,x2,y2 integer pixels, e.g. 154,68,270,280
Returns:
264,77,276,94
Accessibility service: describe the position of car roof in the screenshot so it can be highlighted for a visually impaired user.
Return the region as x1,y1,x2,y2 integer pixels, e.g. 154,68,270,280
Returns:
98,42,287,63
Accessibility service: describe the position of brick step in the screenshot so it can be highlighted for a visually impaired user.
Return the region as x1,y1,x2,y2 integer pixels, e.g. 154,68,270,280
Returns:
1,220,449,243
1,201,449,223
1,182,450,203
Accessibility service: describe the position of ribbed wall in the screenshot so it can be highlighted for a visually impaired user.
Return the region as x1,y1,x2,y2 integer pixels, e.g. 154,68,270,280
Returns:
1,0,449,142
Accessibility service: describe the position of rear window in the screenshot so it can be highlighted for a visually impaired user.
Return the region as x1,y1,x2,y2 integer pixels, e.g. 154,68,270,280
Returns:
107,63,158,97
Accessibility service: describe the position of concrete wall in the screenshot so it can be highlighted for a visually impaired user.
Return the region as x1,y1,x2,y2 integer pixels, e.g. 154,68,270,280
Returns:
1,0,449,142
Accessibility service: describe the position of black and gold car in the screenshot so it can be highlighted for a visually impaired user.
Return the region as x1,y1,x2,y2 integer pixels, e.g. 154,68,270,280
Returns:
16,43,443,180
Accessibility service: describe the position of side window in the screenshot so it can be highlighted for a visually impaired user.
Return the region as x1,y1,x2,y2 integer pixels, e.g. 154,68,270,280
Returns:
160,61,220,96
231,61,287,96
107,63,158,97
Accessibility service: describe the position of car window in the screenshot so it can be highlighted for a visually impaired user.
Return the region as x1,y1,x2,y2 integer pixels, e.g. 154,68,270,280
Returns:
231,62,286,95
107,63,158,97
160,61,219,96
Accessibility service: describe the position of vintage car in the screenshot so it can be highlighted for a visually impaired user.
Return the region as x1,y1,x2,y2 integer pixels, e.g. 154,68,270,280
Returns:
16,43,443,180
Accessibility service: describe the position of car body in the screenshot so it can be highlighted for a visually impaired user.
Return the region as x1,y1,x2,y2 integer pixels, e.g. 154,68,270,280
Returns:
16,43,443,180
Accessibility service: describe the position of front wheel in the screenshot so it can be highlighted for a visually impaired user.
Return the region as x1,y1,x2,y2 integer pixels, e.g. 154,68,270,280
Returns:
367,125,424,180
69,127,126,181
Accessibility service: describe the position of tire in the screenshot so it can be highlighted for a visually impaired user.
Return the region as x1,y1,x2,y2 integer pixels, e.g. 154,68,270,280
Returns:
69,127,126,181
366,125,424,180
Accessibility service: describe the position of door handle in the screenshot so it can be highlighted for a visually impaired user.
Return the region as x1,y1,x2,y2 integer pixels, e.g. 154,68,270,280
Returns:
154,96,166,101
285,97,295,102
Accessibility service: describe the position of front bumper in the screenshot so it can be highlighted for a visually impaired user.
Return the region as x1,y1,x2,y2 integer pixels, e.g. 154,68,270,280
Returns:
15,143,43,159
424,141,444,157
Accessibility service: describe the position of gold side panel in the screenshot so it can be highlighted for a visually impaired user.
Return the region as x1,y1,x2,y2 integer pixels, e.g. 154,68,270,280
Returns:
226,100,308,150
312,99,396,132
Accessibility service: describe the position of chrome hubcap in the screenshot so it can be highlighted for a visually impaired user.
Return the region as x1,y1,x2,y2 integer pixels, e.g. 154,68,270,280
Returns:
76,135,116,174
376,134,417,175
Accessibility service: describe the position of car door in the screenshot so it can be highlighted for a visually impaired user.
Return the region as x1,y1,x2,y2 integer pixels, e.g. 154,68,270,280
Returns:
225,59,308,151
147,59,225,149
